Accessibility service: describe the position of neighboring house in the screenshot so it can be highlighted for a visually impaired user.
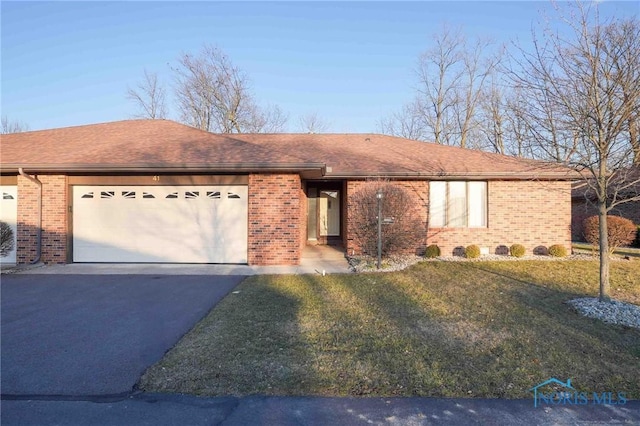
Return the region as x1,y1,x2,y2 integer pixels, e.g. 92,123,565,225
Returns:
0,119,576,266
571,166,640,242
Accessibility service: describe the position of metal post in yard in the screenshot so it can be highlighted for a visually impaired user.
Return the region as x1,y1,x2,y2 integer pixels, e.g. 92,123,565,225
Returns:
376,189,383,269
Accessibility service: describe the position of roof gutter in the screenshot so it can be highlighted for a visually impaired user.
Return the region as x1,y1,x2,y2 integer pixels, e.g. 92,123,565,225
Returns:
324,171,580,180
18,168,42,264
2,163,327,174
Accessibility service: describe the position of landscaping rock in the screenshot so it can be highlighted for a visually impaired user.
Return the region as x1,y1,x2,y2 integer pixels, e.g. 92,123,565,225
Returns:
567,297,640,330
347,253,616,273
347,255,423,273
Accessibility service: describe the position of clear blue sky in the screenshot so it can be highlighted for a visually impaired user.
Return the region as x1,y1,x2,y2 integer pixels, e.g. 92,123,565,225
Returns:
2,1,638,133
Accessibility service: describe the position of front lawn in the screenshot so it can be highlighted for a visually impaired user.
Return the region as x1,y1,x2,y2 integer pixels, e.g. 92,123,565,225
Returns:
139,260,640,398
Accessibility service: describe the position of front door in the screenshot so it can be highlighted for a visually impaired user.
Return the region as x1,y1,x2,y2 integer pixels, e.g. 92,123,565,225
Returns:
319,190,340,237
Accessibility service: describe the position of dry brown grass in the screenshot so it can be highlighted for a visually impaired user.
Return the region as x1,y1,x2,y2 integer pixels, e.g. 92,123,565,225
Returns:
139,260,640,398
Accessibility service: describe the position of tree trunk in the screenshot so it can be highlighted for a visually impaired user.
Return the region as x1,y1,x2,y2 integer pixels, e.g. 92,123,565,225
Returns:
598,200,611,302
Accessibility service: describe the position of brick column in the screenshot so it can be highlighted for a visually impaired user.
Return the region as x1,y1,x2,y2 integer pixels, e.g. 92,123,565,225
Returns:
17,174,67,264
248,173,301,265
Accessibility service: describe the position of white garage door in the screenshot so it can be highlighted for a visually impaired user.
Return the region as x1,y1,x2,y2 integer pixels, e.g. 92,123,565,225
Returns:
0,185,18,264
73,186,248,263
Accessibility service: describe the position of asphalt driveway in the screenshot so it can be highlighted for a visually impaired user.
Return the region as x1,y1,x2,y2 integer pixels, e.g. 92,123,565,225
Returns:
0,274,243,396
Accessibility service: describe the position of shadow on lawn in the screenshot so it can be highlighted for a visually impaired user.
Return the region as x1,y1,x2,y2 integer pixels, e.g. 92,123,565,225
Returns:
292,263,640,399
138,276,322,396
462,263,640,397
294,271,520,397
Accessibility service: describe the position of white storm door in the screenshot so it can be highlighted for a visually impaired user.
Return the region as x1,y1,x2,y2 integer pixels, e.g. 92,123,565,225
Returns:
319,190,340,237
0,186,18,263
72,186,247,263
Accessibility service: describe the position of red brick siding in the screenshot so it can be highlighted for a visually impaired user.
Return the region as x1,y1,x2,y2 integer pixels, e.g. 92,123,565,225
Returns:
428,180,572,255
17,174,67,264
345,180,429,256
248,173,301,265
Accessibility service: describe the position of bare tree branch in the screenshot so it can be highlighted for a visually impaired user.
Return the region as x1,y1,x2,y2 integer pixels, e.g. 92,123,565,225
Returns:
510,2,640,301
126,69,167,119
379,25,501,148
172,44,287,133
1,116,29,134
298,112,330,133
378,101,430,141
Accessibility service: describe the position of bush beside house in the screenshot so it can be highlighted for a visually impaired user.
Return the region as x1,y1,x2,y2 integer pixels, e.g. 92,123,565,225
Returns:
583,215,637,252
349,182,425,258
0,221,15,258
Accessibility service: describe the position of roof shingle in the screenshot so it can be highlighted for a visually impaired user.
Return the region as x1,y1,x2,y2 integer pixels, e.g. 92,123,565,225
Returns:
0,119,575,179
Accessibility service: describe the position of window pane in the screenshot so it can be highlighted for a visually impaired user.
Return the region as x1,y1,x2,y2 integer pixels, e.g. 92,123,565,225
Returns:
448,182,467,227
429,182,446,227
468,182,487,227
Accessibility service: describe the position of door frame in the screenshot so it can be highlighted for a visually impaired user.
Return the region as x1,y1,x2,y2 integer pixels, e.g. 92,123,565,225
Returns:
305,181,344,246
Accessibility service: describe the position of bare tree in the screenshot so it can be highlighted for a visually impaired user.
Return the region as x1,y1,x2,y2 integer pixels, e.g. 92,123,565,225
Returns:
452,38,502,148
126,69,167,119
503,88,537,158
415,24,465,145
477,77,507,154
173,44,287,133
245,104,288,133
511,3,640,301
380,25,500,147
378,101,430,141
1,116,29,134
298,112,330,133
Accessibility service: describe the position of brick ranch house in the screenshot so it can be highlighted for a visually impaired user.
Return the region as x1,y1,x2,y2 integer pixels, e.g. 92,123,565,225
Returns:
0,119,576,266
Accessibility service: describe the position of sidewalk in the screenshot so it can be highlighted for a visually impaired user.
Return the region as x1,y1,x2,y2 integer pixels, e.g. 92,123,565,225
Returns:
1,245,352,276
3,394,639,425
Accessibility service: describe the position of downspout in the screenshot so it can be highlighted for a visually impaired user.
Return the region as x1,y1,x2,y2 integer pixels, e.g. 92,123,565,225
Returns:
18,168,42,264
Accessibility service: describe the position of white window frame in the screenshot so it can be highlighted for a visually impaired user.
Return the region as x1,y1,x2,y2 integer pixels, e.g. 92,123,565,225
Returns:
429,181,488,228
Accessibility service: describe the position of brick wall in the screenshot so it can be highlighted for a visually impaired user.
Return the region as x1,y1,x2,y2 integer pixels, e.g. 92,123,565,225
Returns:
248,173,302,265
17,174,67,264
345,180,428,256
428,180,572,256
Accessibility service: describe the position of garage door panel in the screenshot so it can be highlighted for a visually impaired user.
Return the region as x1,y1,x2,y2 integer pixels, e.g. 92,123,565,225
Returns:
73,185,247,263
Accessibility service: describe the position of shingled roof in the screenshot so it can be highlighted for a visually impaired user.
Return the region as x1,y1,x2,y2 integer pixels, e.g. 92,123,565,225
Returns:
1,119,575,179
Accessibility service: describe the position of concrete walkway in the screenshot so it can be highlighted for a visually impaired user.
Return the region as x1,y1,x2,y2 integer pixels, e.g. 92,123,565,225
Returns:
2,245,352,276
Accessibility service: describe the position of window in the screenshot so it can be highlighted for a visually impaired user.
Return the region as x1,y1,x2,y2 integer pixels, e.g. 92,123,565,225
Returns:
122,191,136,199
185,191,199,199
429,181,487,228
227,192,241,199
